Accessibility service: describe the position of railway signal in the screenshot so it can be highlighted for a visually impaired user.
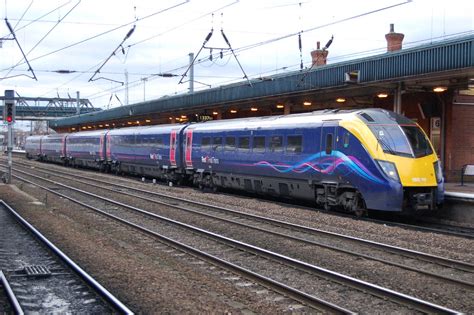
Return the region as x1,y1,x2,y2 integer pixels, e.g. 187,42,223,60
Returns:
4,89,15,184
3,90,15,124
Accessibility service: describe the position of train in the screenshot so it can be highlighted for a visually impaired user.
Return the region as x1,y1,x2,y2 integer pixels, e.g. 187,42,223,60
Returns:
25,108,444,215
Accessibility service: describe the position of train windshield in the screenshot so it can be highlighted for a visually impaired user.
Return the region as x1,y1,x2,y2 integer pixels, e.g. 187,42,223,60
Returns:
359,110,433,158
368,124,433,158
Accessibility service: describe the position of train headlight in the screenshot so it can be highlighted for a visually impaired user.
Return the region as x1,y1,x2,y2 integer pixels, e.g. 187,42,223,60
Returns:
376,160,400,182
434,161,443,183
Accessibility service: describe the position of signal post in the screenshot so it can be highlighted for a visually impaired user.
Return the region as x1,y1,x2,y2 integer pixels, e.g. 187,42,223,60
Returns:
4,90,15,184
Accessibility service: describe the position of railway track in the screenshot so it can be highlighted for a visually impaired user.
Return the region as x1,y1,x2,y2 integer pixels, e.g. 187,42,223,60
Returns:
11,157,474,240
0,200,132,314
11,160,474,287
5,162,465,313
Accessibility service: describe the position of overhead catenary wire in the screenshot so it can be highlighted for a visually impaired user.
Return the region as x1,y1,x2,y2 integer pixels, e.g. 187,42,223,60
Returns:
55,0,412,104
88,24,136,84
0,0,190,72
1,0,74,38
179,12,251,87
1,18,37,81
11,0,33,31
2,0,81,80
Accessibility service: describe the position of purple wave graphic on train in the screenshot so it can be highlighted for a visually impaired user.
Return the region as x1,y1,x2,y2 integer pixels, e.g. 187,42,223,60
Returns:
239,151,386,185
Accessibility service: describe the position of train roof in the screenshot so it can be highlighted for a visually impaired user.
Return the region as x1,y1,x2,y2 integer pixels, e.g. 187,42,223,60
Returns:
187,109,359,132
66,130,107,138
186,108,415,132
107,123,185,136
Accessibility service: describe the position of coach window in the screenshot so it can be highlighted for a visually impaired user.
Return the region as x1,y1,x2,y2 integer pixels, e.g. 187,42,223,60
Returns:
202,137,211,151
253,136,265,152
239,136,250,152
156,137,163,149
225,137,236,151
287,135,302,153
270,136,283,152
326,134,333,154
213,137,222,151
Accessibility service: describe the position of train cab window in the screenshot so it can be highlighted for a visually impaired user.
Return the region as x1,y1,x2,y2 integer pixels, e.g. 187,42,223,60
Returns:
270,136,283,152
201,137,211,151
343,132,350,148
212,137,222,151
287,135,302,153
225,137,236,151
253,136,265,152
326,134,333,154
238,137,250,151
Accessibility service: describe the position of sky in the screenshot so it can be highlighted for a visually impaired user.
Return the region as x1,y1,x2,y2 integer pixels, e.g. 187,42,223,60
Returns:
0,0,473,111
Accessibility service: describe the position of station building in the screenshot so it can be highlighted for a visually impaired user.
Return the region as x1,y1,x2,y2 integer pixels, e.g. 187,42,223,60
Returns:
51,25,474,181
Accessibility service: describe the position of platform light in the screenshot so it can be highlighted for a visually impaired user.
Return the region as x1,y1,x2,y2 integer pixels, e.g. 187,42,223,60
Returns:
136,120,140,124
212,111,219,115
169,117,173,120
87,126,92,129
99,124,103,128
276,104,284,109
377,93,388,98
336,97,346,103
230,109,237,114
82,126,87,130
145,119,151,123
105,124,110,127
433,86,447,93
71,127,76,131
181,115,187,119
303,101,312,106
127,121,132,125
250,107,258,112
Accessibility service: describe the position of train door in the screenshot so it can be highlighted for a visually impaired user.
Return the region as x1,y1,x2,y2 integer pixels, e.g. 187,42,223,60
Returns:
105,133,112,162
169,130,177,167
99,133,105,161
320,122,338,179
184,129,193,168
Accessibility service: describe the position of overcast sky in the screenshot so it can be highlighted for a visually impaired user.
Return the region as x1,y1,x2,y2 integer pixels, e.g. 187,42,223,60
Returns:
0,0,473,110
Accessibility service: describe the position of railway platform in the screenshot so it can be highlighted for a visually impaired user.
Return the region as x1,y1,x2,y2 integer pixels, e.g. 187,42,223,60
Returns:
445,182,474,201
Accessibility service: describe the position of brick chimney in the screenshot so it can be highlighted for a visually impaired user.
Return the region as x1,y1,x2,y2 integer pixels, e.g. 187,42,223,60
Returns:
310,41,328,66
385,23,404,52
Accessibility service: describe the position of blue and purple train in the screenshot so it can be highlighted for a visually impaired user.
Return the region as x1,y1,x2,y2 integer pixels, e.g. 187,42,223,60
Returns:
25,108,444,215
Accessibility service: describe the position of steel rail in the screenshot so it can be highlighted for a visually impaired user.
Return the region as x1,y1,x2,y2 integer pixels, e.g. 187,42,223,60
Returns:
12,161,474,274
10,174,353,314
0,270,24,315
18,164,473,288
10,171,461,314
0,200,134,315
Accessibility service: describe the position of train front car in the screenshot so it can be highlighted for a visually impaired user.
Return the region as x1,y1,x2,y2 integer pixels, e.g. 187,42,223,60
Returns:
346,109,444,213
188,108,443,215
